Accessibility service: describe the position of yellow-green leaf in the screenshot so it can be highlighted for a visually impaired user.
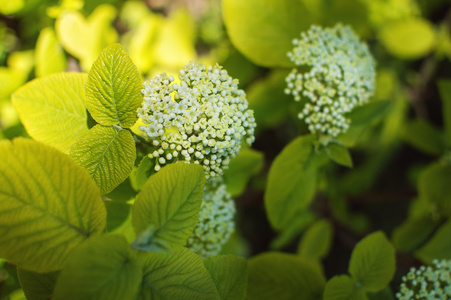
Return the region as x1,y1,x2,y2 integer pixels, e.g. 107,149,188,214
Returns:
379,18,436,59
132,163,205,251
53,235,142,300
35,27,66,77
12,73,88,154
17,268,58,300
0,138,106,273
86,43,142,127
70,125,136,195
324,275,368,300
297,219,333,260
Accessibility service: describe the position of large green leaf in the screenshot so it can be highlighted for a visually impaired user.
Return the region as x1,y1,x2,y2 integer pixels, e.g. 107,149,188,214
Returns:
132,163,205,251
204,255,247,300
35,27,66,77
222,0,314,67
52,235,142,300
438,80,451,142
415,220,451,263
224,148,264,196
401,120,447,156
247,252,325,300
17,268,58,300
85,43,142,127
137,247,220,300
70,125,136,195
0,138,106,272
264,135,318,230
323,275,368,300
12,73,88,154
418,162,451,217
348,231,396,292
297,219,333,260
378,18,436,59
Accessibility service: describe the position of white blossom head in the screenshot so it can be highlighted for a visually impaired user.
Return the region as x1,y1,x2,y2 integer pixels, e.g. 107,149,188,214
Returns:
137,61,256,180
396,259,451,300
186,180,235,258
285,24,375,137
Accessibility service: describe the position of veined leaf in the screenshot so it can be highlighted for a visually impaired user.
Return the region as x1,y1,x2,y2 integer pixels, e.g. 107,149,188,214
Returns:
402,120,447,156
70,125,136,195
204,255,247,300
348,231,396,292
17,268,58,300
391,217,438,252
247,252,325,300
35,27,66,77
264,135,318,230
297,219,333,260
222,0,314,67
0,138,106,272
132,163,205,251
324,275,368,300
52,235,142,300
86,43,142,128
132,155,155,191
137,247,220,300
12,72,88,154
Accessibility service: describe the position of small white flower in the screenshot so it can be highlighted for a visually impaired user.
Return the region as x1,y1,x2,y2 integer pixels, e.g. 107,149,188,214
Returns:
138,62,256,180
396,259,451,300
285,24,376,137
185,180,236,258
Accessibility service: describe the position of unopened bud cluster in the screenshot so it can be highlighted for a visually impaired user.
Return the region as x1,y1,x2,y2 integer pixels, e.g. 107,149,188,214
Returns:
285,24,375,137
186,180,235,258
137,61,256,180
396,259,451,300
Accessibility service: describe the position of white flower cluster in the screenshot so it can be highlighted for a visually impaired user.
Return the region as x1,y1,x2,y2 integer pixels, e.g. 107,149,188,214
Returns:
186,181,235,258
396,259,451,300
285,24,375,137
137,61,256,180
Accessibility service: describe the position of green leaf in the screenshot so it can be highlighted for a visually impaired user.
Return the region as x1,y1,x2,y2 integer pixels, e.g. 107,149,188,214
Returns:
204,255,247,300
86,43,142,127
297,219,333,260
224,148,264,196
348,231,396,292
35,27,66,77
0,138,106,272
325,142,353,168
415,220,451,263
323,275,368,300
418,162,451,217
401,120,447,155
52,235,142,300
132,163,205,251
0,67,27,100
70,125,136,195
270,210,316,250
247,252,325,300
105,201,132,231
12,73,89,154
338,101,392,147
438,80,451,143
391,217,438,252
137,247,220,300
379,18,436,59
17,268,58,300
264,135,318,230
222,0,314,67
